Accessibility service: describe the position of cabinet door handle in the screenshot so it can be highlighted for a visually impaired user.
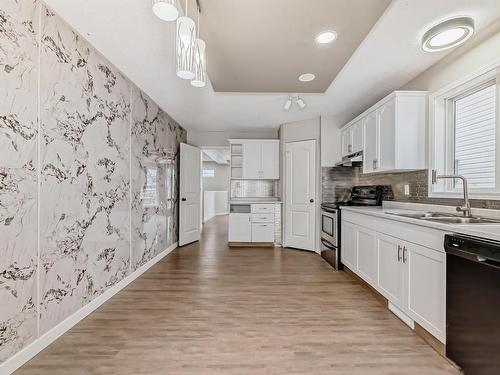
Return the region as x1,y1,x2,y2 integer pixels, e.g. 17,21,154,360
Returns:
403,246,407,263
397,245,402,262
348,144,352,153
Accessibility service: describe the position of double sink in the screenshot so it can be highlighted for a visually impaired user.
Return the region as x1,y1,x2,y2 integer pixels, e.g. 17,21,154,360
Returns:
386,211,500,224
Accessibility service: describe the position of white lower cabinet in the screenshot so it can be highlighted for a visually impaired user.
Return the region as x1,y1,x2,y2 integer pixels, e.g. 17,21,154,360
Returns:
229,204,276,243
341,212,446,343
251,223,274,242
228,214,251,242
406,242,445,341
377,233,405,307
340,221,357,271
357,227,377,286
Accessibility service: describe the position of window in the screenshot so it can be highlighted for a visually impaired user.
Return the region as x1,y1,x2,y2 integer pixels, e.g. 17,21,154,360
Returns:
430,67,500,198
453,84,496,189
202,168,215,178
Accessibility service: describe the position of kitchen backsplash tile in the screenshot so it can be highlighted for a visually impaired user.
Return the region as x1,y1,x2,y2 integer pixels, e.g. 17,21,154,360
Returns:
230,180,278,198
323,167,500,209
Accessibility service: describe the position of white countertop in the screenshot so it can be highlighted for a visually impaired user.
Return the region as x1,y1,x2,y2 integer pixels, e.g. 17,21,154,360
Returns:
340,201,500,242
230,198,282,204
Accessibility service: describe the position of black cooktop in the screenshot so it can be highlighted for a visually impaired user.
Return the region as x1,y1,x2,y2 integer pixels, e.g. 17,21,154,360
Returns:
321,185,393,210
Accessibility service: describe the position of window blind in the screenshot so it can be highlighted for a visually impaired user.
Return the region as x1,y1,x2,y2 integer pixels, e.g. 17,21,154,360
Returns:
454,84,497,189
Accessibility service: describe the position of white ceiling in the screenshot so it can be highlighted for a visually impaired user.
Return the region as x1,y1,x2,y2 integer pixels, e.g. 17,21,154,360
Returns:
45,0,500,131
202,148,230,165
200,0,390,93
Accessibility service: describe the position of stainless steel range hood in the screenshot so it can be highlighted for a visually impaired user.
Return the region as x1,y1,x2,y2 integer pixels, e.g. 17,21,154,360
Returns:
335,151,363,167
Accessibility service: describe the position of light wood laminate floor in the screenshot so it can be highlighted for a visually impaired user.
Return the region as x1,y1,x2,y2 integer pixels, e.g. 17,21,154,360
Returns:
17,215,459,374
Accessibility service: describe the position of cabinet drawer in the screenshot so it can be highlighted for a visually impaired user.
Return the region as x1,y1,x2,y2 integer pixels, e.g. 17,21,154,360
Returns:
251,213,274,223
251,223,274,243
251,204,275,213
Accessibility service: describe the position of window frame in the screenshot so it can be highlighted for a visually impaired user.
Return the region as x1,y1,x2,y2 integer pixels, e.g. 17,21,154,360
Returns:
429,64,500,199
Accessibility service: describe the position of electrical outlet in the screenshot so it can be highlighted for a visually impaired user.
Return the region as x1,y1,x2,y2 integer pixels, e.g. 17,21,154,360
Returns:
404,184,410,196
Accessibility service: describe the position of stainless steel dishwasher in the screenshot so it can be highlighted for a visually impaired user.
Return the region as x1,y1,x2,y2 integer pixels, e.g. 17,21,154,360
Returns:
444,234,500,375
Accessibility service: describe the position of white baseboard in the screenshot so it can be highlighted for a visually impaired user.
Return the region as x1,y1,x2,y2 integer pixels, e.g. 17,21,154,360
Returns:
215,211,228,216
0,242,178,375
388,301,415,329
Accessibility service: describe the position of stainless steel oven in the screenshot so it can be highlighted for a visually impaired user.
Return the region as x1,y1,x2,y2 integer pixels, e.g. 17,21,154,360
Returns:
320,206,340,270
321,208,337,246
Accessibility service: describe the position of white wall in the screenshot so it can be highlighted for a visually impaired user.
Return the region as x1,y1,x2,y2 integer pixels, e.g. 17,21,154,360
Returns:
202,161,230,191
280,117,321,253
202,162,229,222
403,23,500,92
188,130,278,147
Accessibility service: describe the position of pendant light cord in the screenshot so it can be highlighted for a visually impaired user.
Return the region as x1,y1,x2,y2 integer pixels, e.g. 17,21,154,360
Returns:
197,6,200,38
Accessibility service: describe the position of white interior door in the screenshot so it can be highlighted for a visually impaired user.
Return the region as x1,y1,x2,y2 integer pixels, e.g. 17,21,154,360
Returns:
285,140,316,251
179,143,201,246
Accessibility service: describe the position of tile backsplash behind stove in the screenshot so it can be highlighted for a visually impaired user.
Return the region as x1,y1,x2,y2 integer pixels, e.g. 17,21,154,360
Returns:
322,167,500,209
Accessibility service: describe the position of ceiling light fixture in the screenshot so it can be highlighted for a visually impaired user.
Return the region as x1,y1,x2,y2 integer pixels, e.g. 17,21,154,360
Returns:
283,96,306,111
176,0,197,79
315,30,337,44
283,97,292,111
296,97,306,110
191,4,207,88
299,73,315,82
422,16,474,52
152,0,179,21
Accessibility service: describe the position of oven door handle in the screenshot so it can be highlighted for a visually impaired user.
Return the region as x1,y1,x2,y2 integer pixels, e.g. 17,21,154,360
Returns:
321,238,336,250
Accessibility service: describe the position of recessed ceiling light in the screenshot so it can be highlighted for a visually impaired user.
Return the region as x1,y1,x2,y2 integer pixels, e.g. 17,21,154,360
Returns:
422,16,474,52
299,73,315,82
315,30,337,44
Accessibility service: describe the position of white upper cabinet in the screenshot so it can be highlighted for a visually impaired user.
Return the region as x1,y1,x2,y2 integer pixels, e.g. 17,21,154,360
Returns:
341,127,353,156
362,111,377,173
235,140,280,180
261,141,280,179
351,120,364,154
340,120,363,157
242,142,262,179
340,91,427,174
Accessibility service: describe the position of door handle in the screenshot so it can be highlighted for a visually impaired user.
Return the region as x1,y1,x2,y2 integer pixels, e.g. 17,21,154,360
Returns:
310,199,314,203
402,246,407,263
181,198,186,202
397,245,402,262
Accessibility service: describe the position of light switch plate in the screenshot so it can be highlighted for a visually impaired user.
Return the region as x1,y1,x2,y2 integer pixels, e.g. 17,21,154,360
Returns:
404,184,410,196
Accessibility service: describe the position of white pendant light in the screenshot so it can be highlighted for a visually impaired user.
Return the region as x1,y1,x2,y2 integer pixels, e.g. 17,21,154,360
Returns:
176,0,196,79
191,8,207,88
152,0,179,22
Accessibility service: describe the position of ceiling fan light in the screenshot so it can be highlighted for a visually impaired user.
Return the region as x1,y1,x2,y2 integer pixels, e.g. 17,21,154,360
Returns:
176,16,196,80
152,0,179,22
191,39,207,88
422,16,474,52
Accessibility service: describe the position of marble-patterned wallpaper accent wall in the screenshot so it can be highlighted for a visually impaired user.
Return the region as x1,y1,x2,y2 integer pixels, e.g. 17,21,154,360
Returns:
38,8,133,334
0,2,186,364
131,87,184,269
0,0,39,361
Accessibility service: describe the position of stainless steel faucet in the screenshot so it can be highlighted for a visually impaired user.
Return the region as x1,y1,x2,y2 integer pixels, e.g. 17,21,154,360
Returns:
431,170,472,217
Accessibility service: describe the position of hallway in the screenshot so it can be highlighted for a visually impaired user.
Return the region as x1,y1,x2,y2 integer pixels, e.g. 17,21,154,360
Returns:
17,216,458,374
